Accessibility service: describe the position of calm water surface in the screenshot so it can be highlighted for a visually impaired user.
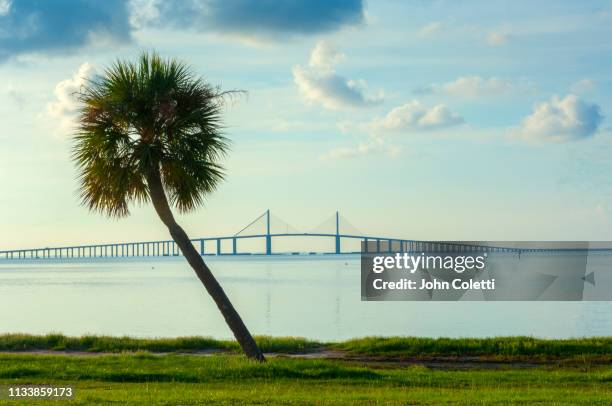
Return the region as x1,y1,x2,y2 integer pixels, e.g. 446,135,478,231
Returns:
0,255,610,340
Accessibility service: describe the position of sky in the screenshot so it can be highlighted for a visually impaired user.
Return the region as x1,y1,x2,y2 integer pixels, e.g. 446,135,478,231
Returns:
1,0,612,250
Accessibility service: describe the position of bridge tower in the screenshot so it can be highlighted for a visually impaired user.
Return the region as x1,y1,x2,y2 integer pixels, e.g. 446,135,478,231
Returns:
335,211,341,254
265,209,272,255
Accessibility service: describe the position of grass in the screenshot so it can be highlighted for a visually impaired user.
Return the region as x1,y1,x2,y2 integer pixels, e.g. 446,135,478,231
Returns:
333,336,612,360
0,353,609,405
0,333,320,354
0,334,610,361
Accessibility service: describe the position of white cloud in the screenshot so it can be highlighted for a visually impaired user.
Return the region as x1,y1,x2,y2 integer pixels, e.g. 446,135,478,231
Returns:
0,0,10,15
321,139,400,160
293,41,383,109
487,31,511,46
324,100,463,160
417,76,523,98
370,101,464,133
419,22,442,37
47,63,96,135
308,40,344,69
571,78,596,93
442,76,515,97
129,0,161,29
518,94,603,142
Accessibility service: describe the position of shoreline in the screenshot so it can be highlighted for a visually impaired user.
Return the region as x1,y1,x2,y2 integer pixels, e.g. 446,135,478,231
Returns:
0,333,609,363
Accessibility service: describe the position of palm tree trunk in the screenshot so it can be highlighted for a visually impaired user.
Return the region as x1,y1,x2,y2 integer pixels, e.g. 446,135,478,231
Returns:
146,168,265,362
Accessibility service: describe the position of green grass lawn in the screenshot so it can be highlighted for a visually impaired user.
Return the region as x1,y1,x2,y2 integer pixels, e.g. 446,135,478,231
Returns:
0,353,610,405
0,335,610,404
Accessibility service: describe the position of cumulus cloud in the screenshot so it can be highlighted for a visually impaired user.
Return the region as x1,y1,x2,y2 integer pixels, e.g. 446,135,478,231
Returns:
324,100,462,160
518,94,603,142
415,76,523,98
0,0,131,61
309,41,344,69
47,63,96,134
370,101,464,133
293,41,382,109
135,0,364,38
292,67,381,109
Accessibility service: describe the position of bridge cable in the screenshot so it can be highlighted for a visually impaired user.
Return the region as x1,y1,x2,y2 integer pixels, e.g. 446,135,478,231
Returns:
234,211,268,236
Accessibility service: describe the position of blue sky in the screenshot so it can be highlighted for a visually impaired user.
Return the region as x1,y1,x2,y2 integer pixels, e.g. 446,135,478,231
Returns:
1,0,612,249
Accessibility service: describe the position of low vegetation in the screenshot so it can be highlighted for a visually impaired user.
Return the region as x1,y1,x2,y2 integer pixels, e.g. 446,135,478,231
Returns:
0,333,321,354
0,353,609,405
333,336,612,360
0,334,610,361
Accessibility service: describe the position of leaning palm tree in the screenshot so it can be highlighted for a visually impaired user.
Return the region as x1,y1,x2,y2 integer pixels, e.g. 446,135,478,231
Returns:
72,52,265,361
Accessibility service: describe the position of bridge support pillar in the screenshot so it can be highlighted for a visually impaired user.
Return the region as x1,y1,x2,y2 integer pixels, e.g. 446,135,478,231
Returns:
265,209,271,255
200,240,205,256
335,211,340,254
216,239,221,255
232,238,237,255
265,236,271,255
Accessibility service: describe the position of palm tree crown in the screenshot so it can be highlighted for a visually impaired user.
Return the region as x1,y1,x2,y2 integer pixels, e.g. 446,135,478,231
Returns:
73,52,230,217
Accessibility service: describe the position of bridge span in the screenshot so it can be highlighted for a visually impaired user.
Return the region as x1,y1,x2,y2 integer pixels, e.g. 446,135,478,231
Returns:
0,210,551,260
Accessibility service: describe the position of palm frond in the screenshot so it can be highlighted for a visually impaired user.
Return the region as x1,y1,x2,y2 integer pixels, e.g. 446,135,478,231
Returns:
73,52,237,217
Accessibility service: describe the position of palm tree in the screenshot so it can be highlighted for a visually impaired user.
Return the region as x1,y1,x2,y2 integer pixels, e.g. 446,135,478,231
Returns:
72,52,265,361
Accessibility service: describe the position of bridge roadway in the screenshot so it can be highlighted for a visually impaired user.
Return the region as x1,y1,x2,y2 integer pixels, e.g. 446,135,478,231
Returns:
0,232,553,260
0,211,594,260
